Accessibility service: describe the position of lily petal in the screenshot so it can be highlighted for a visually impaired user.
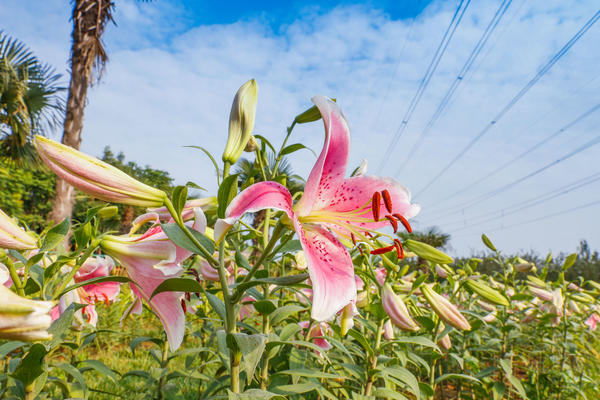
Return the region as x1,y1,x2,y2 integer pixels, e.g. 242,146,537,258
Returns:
215,181,294,242
294,218,356,321
296,95,351,216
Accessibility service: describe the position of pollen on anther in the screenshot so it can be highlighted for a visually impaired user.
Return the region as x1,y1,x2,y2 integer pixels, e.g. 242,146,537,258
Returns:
381,190,393,213
385,215,398,232
393,213,412,233
394,239,405,259
370,245,396,255
371,192,381,221
181,299,187,313
351,233,357,245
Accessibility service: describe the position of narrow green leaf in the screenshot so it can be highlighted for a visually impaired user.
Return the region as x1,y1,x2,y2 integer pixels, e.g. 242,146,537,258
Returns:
270,304,305,326
172,185,188,216
271,382,319,395
185,145,221,183
79,360,119,383
150,278,203,299
379,366,420,399
218,174,239,218
0,341,25,358
160,223,215,255
206,292,227,322
55,363,87,396
435,373,481,385
231,333,267,384
10,343,47,387
40,218,70,252
562,253,577,271
129,336,162,355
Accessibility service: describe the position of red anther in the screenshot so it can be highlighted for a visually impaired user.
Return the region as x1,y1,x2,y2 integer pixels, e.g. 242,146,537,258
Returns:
185,292,191,301
87,311,92,323
394,239,405,259
351,233,357,245
393,213,412,233
371,192,381,221
385,215,398,232
365,232,373,238
102,293,110,306
358,247,364,256
381,190,393,213
370,245,396,255
195,292,200,298
181,299,187,313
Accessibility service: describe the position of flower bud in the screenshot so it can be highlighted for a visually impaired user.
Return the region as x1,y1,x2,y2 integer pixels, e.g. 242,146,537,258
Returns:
383,319,395,340
382,284,419,331
482,311,496,323
0,286,53,341
338,302,359,335
465,279,510,307
421,285,471,331
515,257,535,272
35,136,167,208
435,265,448,279
404,239,453,264
529,286,553,302
222,79,258,164
0,209,37,250
437,323,451,350
244,135,259,152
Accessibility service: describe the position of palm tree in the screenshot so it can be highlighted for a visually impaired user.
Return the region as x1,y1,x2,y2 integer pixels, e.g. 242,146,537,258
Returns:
0,32,64,163
50,0,115,223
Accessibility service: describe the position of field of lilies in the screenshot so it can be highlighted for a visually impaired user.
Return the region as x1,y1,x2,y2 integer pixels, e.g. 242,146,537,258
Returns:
1,81,600,400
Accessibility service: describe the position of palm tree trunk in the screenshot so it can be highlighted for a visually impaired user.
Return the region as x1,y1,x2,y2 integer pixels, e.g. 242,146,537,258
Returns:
49,0,113,223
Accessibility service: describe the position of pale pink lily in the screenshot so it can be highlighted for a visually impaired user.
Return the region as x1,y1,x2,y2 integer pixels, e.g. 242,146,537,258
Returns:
100,208,207,350
215,95,420,322
299,320,332,352
239,296,256,320
383,319,395,340
50,256,120,328
0,263,12,287
0,209,36,250
585,313,600,331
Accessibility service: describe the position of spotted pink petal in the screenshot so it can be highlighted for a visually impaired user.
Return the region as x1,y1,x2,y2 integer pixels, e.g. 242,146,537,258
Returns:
215,181,294,241
322,176,420,233
296,95,351,216
127,266,185,350
75,256,120,301
294,218,356,321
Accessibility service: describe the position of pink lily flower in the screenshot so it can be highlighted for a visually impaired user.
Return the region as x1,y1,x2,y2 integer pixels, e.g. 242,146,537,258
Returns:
0,263,12,287
298,320,333,352
215,95,420,322
100,208,206,350
50,256,120,328
585,313,600,331
239,296,256,320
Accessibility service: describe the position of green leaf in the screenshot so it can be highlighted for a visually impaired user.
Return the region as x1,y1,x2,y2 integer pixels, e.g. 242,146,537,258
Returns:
379,366,420,399
347,329,373,356
11,343,47,387
435,373,481,385
185,145,221,183
375,388,409,400
150,277,203,299
279,323,301,341
294,104,321,124
253,135,277,155
228,389,285,400
507,375,528,399
492,382,506,400
481,234,497,252
270,304,305,326
40,218,70,252
46,303,86,348
389,336,441,353
280,143,316,157
235,250,252,271
562,253,577,271
0,341,26,358
218,174,239,218
54,362,87,396
79,360,119,383
130,336,162,355
234,274,309,297
276,369,341,380
253,300,278,316
55,276,131,299
231,333,267,384
160,223,215,255
172,185,188,217
206,291,227,322
271,382,319,395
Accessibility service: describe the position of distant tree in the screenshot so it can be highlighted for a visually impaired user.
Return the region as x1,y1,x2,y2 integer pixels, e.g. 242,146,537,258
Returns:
0,32,64,162
50,0,115,224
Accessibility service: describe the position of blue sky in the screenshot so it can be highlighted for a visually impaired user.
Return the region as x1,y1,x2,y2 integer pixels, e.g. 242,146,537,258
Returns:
1,0,599,256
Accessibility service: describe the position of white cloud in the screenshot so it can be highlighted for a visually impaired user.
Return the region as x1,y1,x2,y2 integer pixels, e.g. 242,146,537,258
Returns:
1,0,599,255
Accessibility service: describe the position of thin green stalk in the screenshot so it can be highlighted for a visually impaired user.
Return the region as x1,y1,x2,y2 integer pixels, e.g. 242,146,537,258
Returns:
2,255,24,296
557,292,569,400
260,283,271,390
163,198,218,266
271,122,296,177
430,318,442,399
223,161,231,180
53,240,100,299
364,319,384,396
157,339,169,400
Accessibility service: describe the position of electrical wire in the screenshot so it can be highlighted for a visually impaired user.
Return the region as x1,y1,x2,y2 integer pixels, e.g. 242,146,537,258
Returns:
414,9,600,198
376,0,471,174
395,0,513,176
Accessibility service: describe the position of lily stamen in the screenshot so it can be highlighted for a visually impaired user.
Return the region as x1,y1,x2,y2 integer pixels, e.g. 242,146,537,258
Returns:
370,245,396,255
371,192,381,221
394,239,405,259
381,190,393,213
393,213,412,233
385,215,398,232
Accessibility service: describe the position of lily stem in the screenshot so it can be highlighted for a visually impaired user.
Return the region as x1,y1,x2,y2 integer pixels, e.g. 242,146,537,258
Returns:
2,255,24,296
364,319,384,396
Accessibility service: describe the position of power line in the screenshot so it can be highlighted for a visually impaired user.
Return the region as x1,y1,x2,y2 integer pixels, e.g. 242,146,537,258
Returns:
414,9,600,198
395,0,513,176
424,133,600,218
376,0,471,174
453,198,600,238
446,172,600,232
427,102,600,209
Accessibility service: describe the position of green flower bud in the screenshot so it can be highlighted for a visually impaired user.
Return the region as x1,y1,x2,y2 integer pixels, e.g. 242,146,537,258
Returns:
222,79,258,164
